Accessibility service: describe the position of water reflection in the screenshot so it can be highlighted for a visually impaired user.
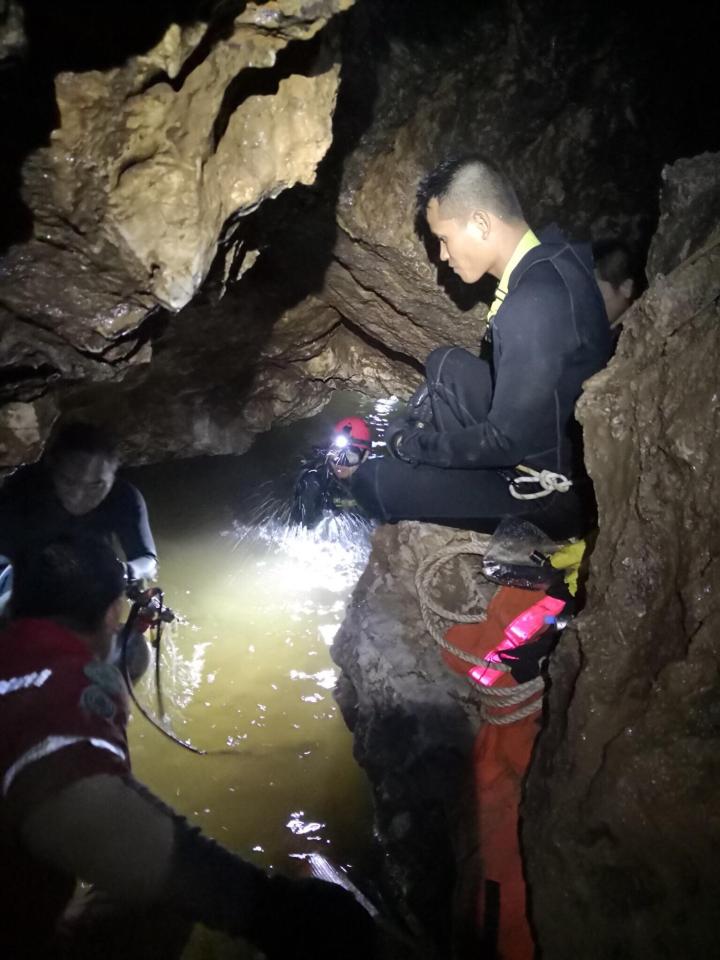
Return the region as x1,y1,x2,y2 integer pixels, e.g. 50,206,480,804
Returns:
126,393,384,957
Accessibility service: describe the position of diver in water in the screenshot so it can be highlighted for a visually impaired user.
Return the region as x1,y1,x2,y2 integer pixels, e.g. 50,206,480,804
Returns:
290,417,372,528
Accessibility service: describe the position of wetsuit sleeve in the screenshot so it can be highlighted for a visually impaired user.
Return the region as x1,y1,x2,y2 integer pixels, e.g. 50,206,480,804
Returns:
113,482,158,580
398,275,573,469
0,473,25,559
21,774,377,958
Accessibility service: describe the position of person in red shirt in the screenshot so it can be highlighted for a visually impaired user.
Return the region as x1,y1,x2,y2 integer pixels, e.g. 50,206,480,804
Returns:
0,535,376,959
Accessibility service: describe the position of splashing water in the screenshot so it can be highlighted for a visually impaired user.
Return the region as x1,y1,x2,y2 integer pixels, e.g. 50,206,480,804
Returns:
125,393,393,957
232,486,373,594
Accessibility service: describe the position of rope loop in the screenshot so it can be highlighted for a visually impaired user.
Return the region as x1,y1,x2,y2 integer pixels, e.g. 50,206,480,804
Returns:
509,465,573,501
414,532,546,722
471,673,544,725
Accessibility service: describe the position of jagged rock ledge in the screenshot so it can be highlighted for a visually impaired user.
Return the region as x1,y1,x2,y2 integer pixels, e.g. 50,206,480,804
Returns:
332,521,488,952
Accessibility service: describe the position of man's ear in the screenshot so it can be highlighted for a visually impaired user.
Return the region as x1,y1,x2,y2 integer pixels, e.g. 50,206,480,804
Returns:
468,209,491,239
619,277,635,300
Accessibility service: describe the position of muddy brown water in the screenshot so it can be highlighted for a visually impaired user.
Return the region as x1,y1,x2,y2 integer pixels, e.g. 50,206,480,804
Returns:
126,394,395,957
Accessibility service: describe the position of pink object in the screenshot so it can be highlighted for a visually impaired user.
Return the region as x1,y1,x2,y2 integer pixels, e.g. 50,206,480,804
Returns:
504,595,566,645
469,663,507,688
469,596,566,688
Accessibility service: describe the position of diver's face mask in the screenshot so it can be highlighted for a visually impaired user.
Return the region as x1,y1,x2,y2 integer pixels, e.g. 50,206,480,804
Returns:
327,431,367,468
328,433,364,468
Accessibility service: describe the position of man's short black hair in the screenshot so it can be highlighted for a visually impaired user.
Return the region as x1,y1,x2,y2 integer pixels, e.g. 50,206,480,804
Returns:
417,155,524,223
48,422,119,464
592,239,640,290
12,535,126,632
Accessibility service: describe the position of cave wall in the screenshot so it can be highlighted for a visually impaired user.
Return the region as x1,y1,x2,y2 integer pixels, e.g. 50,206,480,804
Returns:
0,0,354,464
522,151,720,959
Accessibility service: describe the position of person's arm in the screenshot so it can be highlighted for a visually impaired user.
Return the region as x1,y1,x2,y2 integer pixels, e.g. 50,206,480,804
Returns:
0,470,27,559
113,482,158,580
397,277,572,469
21,773,377,959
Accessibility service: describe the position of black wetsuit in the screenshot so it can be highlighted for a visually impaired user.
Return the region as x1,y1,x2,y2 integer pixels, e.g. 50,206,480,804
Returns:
0,464,157,573
290,454,359,527
351,229,612,539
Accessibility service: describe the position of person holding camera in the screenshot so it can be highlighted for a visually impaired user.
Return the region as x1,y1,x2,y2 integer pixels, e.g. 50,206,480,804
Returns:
0,420,157,587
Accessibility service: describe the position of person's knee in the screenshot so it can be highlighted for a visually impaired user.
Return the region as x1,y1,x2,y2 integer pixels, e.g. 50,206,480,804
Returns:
425,345,455,379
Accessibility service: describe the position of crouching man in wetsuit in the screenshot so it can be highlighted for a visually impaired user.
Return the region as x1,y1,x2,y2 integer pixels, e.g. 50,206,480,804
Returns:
350,156,612,540
0,535,377,960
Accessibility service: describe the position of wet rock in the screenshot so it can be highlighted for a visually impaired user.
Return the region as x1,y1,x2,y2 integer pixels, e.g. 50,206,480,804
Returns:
522,151,720,959
0,0,352,463
332,521,488,950
0,397,57,474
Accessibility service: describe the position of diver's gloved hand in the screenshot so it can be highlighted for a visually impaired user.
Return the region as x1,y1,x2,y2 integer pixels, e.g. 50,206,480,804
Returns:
249,875,378,960
385,416,437,465
384,417,414,462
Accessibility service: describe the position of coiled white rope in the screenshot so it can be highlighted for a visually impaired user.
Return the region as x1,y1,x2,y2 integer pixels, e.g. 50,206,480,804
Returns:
414,534,545,725
509,464,573,500
468,674,545,725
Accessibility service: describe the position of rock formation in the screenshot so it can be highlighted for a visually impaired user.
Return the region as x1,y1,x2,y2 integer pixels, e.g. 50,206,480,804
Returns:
0,0,353,464
332,521,488,953
523,151,720,959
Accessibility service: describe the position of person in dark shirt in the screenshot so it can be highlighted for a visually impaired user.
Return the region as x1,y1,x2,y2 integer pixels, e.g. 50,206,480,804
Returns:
0,421,157,582
346,156,612,540
592,237,640,341
0,535,377,959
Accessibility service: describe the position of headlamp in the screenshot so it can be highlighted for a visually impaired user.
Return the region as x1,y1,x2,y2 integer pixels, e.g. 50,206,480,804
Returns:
333,434,349,449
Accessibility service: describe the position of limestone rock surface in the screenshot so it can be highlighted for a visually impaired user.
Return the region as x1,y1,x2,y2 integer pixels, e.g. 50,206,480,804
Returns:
0,0,351,464
523,151,720,959
332,521,491,951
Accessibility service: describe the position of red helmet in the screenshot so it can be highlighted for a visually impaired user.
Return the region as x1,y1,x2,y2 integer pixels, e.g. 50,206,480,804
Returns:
332,416,371,451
